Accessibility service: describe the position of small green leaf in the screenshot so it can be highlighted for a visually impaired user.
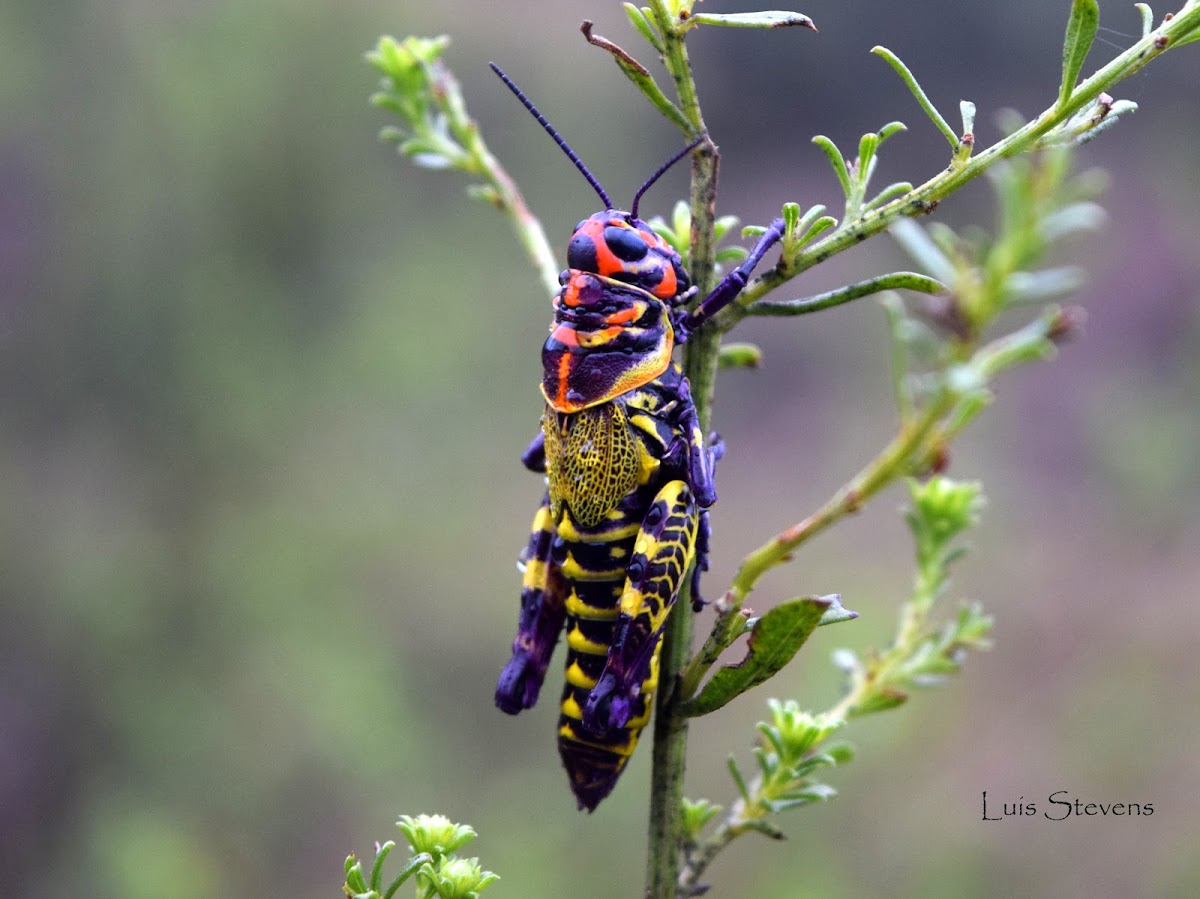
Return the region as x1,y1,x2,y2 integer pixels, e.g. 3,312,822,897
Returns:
852,687,908,715
682,596,831,716
687,11,817,30
681,797,723,838
672,199,689,234
1038,201,1106,241
746,271,944,318
953,602,995,647
857,132,880,174
727,756,752,803
959,100,976,138
1135,3,1153,38
865,181,915,211
799,215,838,246
718,342,764,369
784,204,830,253
822,742,856,765
890,218,957,284
872,46,958,149
781,201,802,239
764,783,837,812
791,751,839,777
715,245,750,264
1002,267,1085,303
589,32,692,134
344,855,369,893
812,135,851,198
1059,0,1100,108
370,841,396,890
879,120,908,142
624,3,665,53
713,214,742,242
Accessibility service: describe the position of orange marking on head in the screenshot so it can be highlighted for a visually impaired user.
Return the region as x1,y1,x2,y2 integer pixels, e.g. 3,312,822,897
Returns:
592,222,625,278
652,264,677,299
562,280,582,307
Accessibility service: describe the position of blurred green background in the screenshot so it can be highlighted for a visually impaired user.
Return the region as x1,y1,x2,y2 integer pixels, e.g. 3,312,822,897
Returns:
2,1,1198,896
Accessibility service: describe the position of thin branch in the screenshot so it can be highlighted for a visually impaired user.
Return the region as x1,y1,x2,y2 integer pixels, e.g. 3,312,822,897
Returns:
645,4,719,897
739,272,945,320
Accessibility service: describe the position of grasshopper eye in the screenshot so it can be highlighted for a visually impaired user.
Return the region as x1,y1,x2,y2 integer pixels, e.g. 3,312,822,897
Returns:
603,225,649,262
567,231,599,272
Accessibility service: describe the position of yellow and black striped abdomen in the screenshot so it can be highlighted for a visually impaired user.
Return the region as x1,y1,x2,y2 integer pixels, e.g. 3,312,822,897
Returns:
553,499,659,809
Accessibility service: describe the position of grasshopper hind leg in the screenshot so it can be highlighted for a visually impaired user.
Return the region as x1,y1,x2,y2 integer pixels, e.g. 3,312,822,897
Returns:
583,480,699,734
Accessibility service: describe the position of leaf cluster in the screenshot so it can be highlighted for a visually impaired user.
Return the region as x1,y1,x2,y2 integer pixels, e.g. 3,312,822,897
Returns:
344,815,498,899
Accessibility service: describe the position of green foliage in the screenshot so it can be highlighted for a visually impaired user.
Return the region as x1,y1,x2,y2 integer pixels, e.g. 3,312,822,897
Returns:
680,798,723,846
367,37,469,172
681,595,852,717
679,476,990,892
366,35,559,294
1060,0,1100,108
812,121,909,219
683,10,817,30
831,477,993,719
344,815,497,899
870,47,959,151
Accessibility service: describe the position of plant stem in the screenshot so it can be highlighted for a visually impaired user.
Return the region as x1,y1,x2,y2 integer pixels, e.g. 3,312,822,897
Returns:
645,4,719,896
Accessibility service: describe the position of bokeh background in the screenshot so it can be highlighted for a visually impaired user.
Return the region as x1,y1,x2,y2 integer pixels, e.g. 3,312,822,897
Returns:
2,1,1198,896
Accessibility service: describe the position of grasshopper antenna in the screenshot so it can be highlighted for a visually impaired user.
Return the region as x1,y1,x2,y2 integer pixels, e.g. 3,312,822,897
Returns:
629,137,703,220
489,62,613,210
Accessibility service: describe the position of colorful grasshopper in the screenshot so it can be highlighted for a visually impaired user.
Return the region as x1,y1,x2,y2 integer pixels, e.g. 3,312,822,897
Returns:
491,63,784,811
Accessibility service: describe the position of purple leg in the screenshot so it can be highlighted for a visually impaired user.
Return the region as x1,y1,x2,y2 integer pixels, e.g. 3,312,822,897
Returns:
676,217,786,341
521,431,546,472
496,494,567,713
690,509,713,612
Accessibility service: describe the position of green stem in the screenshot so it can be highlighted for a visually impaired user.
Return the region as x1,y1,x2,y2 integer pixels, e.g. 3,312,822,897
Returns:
676,602,748,703
677,820,740,893
646,5,719,897
734,271,945,322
